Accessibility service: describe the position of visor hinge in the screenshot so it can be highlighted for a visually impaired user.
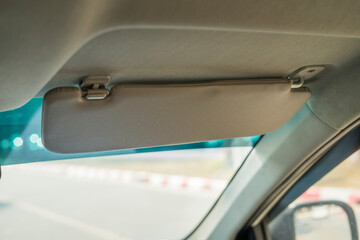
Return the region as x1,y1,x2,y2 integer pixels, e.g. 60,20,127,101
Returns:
80,76,110,100
288,65,325,89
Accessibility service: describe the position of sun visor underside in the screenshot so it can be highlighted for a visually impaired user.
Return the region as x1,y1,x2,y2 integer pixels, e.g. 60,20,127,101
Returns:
42,79,310,153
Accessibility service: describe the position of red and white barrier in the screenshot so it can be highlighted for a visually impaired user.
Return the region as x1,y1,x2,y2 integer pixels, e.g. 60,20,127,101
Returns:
11,163,227,192
299,187,360,206
11,164,360,201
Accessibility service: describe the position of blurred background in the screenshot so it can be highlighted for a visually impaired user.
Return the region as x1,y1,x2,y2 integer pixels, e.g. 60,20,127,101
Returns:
0,147,252,240
294,150,360,240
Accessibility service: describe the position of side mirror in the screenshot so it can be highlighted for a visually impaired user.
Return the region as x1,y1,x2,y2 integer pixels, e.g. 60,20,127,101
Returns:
269,200,358,240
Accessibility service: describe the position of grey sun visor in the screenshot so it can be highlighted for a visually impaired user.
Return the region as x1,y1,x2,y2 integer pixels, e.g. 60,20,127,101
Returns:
42,78,310,153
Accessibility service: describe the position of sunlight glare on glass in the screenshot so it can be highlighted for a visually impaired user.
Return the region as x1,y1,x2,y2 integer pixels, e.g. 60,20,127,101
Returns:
1,139,10,149
30,133,40,143
13,137,23,147
36,138,44,148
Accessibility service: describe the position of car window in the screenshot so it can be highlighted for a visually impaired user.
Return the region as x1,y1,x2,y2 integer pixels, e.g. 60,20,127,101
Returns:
291,150,360,240
0,99,260,240
270,149,360,240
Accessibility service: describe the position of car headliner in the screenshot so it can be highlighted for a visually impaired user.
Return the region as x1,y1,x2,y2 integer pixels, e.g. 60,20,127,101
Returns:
1,0,360,130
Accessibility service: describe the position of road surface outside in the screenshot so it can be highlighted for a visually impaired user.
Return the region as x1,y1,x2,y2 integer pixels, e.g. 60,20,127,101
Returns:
0,147,252,240
0,164,220,240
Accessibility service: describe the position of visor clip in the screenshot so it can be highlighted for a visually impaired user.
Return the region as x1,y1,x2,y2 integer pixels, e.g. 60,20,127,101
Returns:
80,76,110,100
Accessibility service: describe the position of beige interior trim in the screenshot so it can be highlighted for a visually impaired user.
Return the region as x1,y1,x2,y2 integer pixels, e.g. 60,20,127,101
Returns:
42,79,310,153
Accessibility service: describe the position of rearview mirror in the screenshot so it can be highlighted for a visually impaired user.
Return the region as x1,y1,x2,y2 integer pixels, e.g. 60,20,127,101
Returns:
269,200,358,240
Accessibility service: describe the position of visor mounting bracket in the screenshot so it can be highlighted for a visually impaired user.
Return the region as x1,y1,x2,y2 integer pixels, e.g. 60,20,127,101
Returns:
80,76,110,100
288,65,325,89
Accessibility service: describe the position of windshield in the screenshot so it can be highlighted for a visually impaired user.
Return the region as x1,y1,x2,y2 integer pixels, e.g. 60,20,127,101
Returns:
0,99,260,240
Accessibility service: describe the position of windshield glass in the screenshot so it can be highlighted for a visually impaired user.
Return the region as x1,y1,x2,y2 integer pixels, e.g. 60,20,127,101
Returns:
0,99,260,240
